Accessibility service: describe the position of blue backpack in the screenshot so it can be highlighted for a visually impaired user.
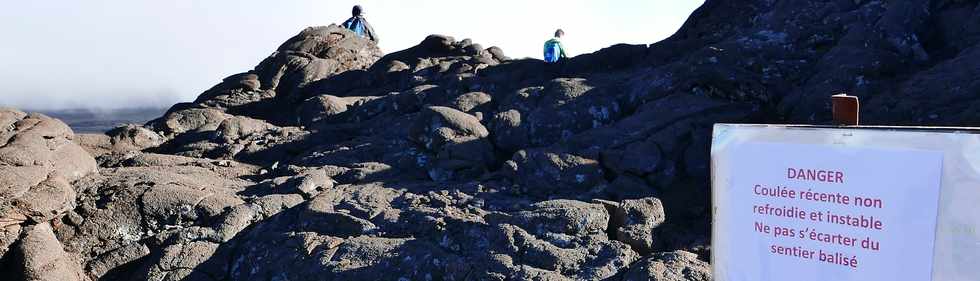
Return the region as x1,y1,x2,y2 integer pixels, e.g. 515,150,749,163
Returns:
544,40,561,63
348,18,366,37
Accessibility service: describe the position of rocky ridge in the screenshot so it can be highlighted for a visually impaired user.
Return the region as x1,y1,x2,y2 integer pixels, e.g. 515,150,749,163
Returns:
4,0,980,280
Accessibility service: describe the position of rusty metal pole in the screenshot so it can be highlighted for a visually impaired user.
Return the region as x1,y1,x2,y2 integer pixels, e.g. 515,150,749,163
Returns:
832,94,859,126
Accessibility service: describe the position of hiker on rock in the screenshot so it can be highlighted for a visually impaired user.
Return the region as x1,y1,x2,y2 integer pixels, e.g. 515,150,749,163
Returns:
342,5,378,43
543,29,567,63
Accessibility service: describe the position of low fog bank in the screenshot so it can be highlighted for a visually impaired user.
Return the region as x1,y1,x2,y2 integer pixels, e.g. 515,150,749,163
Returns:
2,90,176,133
3,89,182,112
31,106,169,134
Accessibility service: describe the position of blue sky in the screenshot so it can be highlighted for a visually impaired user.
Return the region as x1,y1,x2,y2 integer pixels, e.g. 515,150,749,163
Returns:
0,1,704,110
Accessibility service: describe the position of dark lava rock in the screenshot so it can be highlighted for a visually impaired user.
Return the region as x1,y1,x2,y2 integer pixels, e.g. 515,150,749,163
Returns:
6,0,980,279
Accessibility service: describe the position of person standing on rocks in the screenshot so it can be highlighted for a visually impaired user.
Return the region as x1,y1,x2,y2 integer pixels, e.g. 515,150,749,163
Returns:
341,5,378,43
543,29,567,63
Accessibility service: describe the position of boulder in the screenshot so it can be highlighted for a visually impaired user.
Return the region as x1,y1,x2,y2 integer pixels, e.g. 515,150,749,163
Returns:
621,251,710,281
16,223,89,281
277,25,383,64
614,197,667,255
226,232,341,280
298,211,378,237
84,242,150,279
298,94,377,125
106,124,164,152
506,149,605,198
490,109,529,154
506,199,610,236
6,173,76,223
55,164,252,277
0,108,28,132
373,34,501,71
146,240,224,281
149,107,231,136
0,109,97,266
448,91,492,113
409,106,495,181
304,183,401,222
140,183,244,226
497,78,623,148
223,73,261,91
248,168,335,199
255,25,383,101
214,116,276,142
273,55,341,100
0,112,97,180
487,46,509,61
488,223,639,280
0,223,21,259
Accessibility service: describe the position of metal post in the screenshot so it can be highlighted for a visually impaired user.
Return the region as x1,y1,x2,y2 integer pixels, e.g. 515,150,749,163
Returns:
832,94,859,126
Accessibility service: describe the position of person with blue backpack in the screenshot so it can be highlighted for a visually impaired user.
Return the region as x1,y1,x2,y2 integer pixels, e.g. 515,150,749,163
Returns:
543,29,567,63
341,5,378,43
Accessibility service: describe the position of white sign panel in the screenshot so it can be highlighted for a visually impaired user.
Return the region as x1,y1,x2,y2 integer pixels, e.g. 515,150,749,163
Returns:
727,142,941,280
712,125,980,281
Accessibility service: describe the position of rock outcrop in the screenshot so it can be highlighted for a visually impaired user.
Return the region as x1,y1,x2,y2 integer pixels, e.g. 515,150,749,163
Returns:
0,109,97,281
5,0,980,279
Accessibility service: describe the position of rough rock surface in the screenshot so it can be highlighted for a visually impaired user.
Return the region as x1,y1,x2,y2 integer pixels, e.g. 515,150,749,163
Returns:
621,251,710,281
0,109,98,280
5,0,980,279
615,198,667,255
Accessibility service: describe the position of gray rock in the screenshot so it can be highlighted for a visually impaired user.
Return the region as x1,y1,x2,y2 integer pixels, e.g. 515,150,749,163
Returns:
55,164,253,278
299,210,378,237
490,223,639,280
0,111,97,181
16,223,88,281
449,91,492,113
106,125,164,152
214,116,276,142
409,106,495,181
227,232,342,280
85,242,150,278
277,25,383,65
6,173,76,223
150,107,231,136
146,240,223,281
506,149,605,197
140,183,244,227
291,168,335,198
258,25,383,100
297,94,371,125
214,204,258,242
614,197,666,255
0,109,98,273
507,199,610,236
409,106,489,151
0,108,28,131
305,183,401,221
490,109,529,154
621,251,710,281
487,46,509,61
0,223,21,259
223,73,261,91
